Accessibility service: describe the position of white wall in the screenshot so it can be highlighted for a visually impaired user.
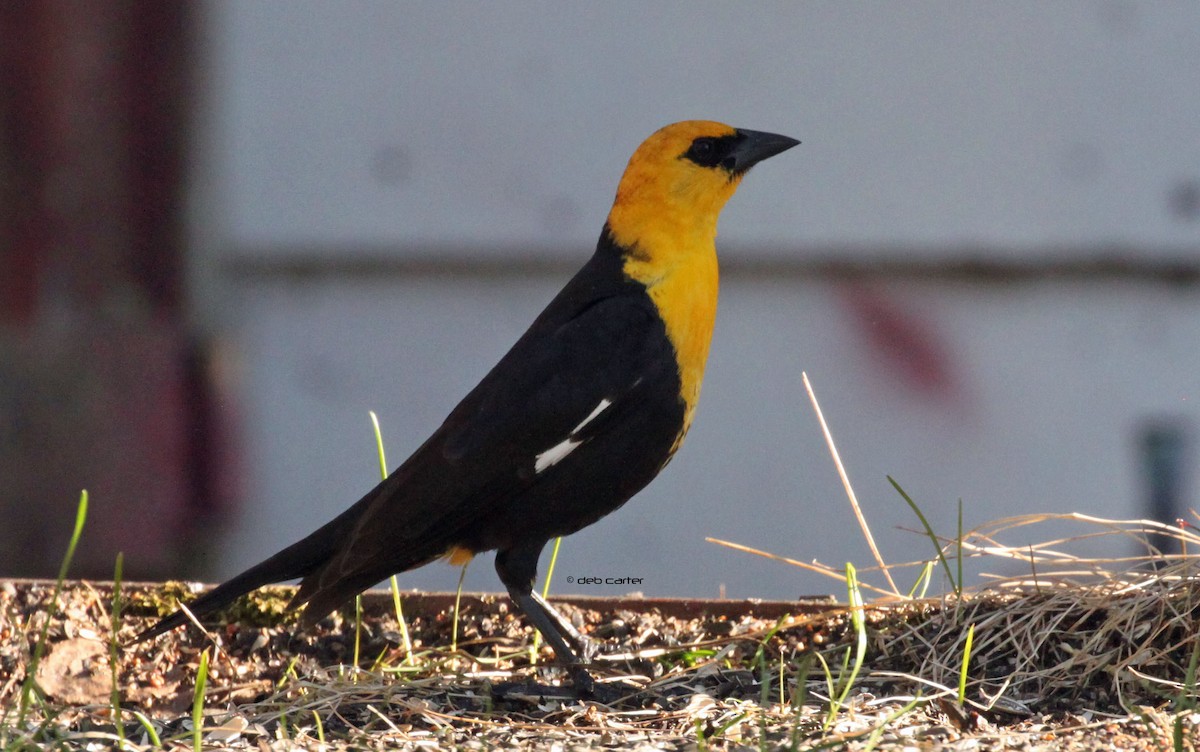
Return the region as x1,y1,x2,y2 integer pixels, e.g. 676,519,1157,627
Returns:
195,2,1200,258
190,2,1200,599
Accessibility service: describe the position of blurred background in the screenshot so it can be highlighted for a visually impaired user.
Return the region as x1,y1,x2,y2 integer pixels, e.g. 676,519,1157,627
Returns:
2,1,1199,600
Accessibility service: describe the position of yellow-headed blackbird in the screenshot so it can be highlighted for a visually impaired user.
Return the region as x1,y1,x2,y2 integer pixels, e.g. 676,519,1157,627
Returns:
136,121,798,692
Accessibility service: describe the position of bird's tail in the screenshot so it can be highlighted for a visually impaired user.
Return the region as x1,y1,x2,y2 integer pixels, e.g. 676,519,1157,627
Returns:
130,511,352,643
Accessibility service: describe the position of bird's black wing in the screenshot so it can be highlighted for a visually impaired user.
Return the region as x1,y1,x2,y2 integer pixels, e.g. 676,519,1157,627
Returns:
133,250,678,641
291,252,685,617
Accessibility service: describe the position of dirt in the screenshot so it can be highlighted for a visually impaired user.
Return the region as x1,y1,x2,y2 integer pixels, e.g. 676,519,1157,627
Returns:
1,579,1196,750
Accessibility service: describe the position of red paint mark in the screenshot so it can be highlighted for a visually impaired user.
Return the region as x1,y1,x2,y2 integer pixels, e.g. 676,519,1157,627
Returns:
836,282,960,402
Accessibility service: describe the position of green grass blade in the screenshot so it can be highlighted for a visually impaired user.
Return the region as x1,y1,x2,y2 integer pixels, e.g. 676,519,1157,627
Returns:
958,622,975,706
19,489,89,724
888,476,958,595
530,536,564,662
820,563,868,730
130,710,163,748
541,536,563,600
710,711,749,744
757,649,771,751
815,650,837,730
694,718,708,751
312,710,325,744
831,563,868,717
1184,638,1200,711
907,560,934,599
452,562,468,653
861,694,923,752
787,653,813,750
192,648,210,752
369,644,391,672
748,615,790,751
353,594,363,674
276,656,300,690
370,412,416,668
390,576,415,666
845,563,868,690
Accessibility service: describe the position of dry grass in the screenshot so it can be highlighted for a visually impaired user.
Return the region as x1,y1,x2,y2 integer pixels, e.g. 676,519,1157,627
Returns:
2,512,1198,750
719,510,1200,710
869,513,1200,713
3,377,1198,748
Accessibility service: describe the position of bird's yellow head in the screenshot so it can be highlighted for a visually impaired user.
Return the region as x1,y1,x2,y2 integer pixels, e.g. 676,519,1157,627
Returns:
606,120,798,439
607,120,798,258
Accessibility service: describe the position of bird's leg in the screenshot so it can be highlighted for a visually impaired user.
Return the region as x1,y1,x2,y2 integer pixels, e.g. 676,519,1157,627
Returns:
508,590,596,695
495,544,597,694
527,589,599,659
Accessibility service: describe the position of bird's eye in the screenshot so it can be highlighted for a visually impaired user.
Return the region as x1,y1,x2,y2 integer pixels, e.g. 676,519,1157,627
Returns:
683,136,731,169
686,139,710,160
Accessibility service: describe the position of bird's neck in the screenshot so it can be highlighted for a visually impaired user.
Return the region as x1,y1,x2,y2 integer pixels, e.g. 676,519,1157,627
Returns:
606,206,721,435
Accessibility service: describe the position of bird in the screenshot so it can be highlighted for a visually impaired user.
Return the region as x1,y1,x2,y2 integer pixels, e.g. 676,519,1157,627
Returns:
134,120,799,693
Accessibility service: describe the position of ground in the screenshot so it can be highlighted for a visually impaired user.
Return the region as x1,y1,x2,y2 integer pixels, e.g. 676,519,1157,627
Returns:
1,577,1197,750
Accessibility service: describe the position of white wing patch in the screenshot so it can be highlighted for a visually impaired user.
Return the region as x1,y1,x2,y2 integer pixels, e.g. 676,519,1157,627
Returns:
534,437,583,473
571,398,612,434
534,398,613,474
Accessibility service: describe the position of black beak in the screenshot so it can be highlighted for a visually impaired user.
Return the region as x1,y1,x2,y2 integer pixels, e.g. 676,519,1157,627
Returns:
728,129,800,174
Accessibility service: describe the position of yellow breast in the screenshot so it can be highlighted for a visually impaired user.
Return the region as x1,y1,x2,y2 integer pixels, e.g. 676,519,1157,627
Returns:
621,244,719,434
603,120,751,445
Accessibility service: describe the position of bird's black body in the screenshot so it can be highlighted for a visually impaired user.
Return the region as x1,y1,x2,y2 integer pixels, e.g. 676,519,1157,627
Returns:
134,121,799,694
300,228,688,610
137,230,684,634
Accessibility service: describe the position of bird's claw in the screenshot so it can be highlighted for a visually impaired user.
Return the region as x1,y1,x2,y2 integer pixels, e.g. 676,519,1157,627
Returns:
573,634,603,663
489,665,643,705
570,665,596,696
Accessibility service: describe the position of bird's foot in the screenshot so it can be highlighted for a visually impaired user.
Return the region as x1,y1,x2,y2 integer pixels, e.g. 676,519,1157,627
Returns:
570,665,597,696
575,674,645,705
490,666,643,705
490,678,580,702
570,665,655,704
572,634,604,663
